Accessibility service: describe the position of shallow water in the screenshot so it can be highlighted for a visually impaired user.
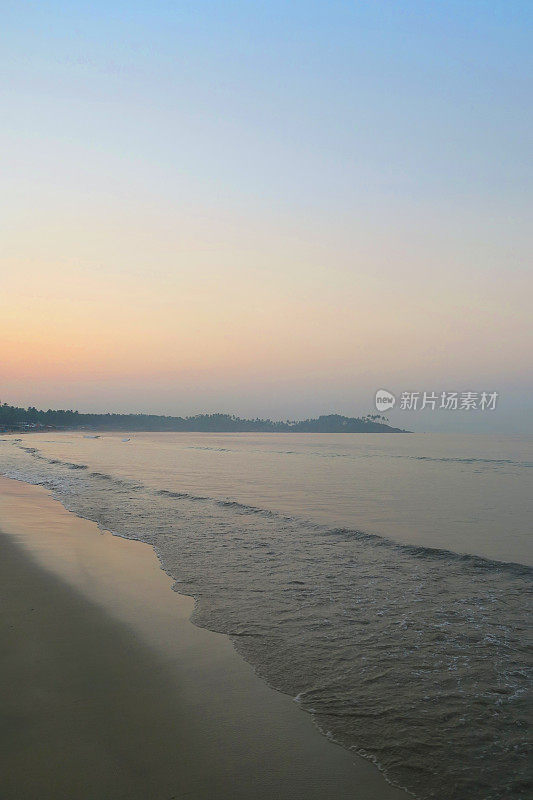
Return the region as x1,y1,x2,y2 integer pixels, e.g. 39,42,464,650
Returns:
1,432,531,799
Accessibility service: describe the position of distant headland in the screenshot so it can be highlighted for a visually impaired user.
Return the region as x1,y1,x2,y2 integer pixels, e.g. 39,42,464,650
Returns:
0,403,408,433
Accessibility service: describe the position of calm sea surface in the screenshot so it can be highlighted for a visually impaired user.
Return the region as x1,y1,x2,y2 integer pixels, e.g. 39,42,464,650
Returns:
1,432,531,799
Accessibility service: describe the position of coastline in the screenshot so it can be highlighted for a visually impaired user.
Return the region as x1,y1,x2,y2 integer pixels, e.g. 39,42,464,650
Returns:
0,475,409,800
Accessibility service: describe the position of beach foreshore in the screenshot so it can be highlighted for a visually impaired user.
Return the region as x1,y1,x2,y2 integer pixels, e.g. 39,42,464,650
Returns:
0,476,408,800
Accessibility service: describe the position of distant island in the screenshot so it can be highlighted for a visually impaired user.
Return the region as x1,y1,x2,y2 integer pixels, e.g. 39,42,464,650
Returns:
0,403,407,433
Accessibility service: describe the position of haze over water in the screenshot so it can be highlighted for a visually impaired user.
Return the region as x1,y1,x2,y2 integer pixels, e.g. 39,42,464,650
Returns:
1,431,531,800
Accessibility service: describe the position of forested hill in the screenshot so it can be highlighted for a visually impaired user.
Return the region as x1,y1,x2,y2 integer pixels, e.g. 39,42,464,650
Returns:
0,403,407,433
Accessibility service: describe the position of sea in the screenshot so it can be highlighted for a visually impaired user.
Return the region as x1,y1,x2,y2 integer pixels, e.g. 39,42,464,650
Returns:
0,431,531,799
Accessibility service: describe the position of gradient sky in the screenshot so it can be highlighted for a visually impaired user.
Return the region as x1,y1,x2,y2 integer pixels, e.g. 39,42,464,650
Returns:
1,1,532,432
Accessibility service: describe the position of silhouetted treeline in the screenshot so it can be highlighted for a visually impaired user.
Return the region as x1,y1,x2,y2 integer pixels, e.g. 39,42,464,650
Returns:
0,403,406,433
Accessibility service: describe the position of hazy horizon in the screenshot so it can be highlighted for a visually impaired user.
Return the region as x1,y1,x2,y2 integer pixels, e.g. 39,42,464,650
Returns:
3,394,531,436
2,1,532,434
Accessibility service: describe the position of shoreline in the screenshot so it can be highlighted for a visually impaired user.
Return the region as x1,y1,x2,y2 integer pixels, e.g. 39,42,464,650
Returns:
0,475,409,800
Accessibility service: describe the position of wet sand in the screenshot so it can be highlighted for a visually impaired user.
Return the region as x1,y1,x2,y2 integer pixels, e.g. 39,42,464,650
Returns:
0,476,408,800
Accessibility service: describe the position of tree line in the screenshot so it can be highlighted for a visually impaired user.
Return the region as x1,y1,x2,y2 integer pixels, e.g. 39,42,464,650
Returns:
0,403,405,433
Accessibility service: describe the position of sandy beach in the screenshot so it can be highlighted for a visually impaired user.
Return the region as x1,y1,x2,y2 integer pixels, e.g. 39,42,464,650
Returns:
0,476,408,800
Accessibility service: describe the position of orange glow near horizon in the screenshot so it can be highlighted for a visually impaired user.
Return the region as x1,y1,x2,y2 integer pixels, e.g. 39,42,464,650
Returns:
2,218,530,393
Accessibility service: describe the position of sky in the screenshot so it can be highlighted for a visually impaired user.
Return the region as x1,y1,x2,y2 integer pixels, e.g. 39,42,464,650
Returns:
1,1,532,432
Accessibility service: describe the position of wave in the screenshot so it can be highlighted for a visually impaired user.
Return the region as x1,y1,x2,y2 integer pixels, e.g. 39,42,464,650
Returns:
2,437,531,800
13,441,531,577
407,455,532,467
137,441,532,469
186,446,232,452
325,528,533,577
156,488,209,501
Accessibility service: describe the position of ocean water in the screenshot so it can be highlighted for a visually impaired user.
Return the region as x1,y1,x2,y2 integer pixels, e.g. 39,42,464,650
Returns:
1,432,531,799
